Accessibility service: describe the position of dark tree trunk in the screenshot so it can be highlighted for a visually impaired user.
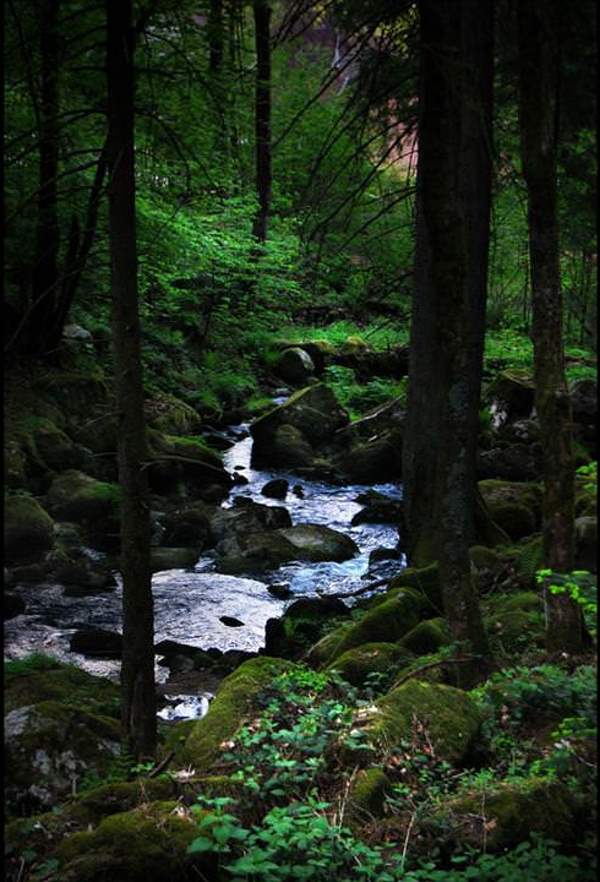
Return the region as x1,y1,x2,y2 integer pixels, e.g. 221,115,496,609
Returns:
251,0,272,242
106,0,156,758
29,0,60,354
403,0,494,687
518,0,585,653
208,0,224,73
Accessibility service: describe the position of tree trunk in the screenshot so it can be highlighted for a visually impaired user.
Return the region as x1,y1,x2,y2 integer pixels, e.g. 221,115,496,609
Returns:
518,0,585,654
208,0,224,73
106,0,156,757
251,0,272,242
403,0,494,687
29,0,60,354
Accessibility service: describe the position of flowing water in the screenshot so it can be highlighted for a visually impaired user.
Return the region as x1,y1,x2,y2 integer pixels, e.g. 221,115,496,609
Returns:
5,415,405,719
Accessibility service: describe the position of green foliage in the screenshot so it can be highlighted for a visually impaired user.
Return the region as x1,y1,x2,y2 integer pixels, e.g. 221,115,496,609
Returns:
536,569,597,638
323,364,406,418
4,654,61,679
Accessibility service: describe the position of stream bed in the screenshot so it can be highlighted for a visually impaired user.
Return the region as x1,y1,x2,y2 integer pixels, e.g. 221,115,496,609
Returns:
4,418,405,719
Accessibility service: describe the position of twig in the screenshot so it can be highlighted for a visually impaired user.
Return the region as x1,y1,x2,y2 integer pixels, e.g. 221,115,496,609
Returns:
400,810,417,872
148,750,175,778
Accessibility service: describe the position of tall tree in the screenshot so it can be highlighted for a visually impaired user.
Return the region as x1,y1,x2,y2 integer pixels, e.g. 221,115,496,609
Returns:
252,0,272,242
403,0,494,686
517,0,586,653
106,0,156,757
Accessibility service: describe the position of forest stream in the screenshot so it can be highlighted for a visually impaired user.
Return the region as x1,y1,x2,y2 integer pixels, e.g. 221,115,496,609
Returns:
4,403,406,723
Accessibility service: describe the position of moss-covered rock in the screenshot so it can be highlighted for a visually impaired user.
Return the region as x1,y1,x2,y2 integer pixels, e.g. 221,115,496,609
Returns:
575,515,597,572
46,470,121,544
147,431,231,501
210,498,291,544
482,591,545,651
150,546,200,572
264,597,350,659
326,642,414,687
478,479,542,539
217,523,357,573
5,700,121,814
305,622,356,668
326,589,427,663
400,618,450,656
4,656,120,716
348,767,392,821
4,494,55,563
469,545,506,574
163,502,213,548
486,370,535,424
182,657,297,771
335,431,403,483
250,383,348,466
274,347,316,384
386,563,443,613
144,393,203,435
278,524,358,562
56,802,211,882
430,779,583,851
265,423,316,468
357,679,482,765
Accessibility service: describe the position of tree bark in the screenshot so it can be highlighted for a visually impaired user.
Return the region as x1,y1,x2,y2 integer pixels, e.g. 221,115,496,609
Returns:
251,0,272,242
29,0,60,354
403,0,494,687
518,0,585,653
106,0,156,757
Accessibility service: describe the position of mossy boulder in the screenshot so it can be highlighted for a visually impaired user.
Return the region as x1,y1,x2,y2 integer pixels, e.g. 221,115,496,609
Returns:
430,779,583,851
486,370,535,425
400,618,450,656
482,591,544,650
274,346,316,384
477,443,544,482
324,589,427,663
210,498,291,544
5,656,120,716
144,393,203,435
56,802,211,882
348,768,392,822
150,546,200,572
575,515,597,572
162,501,213,548
182,657,297,771
478,479,542,529
4,495,55,564
278,523,358,562
387,564,443,613
264,597,350,659
469,545,506,574
28,416,91,474
147,432,231,501
5,700,121,814
326,642,414,687
356,679,482,765
335,431,403,483
305,622,355,668
46,470,121,544
250,383,349,466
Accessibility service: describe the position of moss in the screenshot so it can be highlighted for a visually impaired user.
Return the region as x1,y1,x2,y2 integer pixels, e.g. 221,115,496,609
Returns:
510,533,544,582
56,802,208,882
5,657,120,717
400,618,450,656
348,768,391,822
305,622,355,668
469,545,506,573
4,494,55,563
483,591,544,651
47,470,121,527
386,563,443,613
360,680,482,765
326,643,414,687
326,589,426,663
182,657,297,771
432,779,583,851
144,393,202,435
74,778,178,824
153,432,222,467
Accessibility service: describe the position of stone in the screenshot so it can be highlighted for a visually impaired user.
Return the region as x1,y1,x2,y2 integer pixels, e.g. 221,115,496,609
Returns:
352,498,404,525
4,495,55,564
215,530,299,574
182,657,297,771
400,617,450,656
146,432,232,501
250,383,348,466
478,479,542,537
150,546,199,572
292,484,305,498
69,629,123,659
274,347,316,384
348,768,392,823
335,431,403,483
356,679,482,765
267,582,292,599
277,523,358,562
264,596,350,659
487,370,535,427
261,478,289,499
220,615,245,628
63,323,92,340
326,643,413,687
210,499,291,544
46,470,121,547
162,502,212,548
5,593,26,619
477,443,544,481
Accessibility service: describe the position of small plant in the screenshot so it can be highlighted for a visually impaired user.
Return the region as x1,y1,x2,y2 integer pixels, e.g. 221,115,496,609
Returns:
535,568,597,638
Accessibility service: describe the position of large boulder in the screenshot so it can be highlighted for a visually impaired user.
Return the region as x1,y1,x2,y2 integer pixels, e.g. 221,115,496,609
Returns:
162,501,213,548
575,516,597,572
264,597,350,659
334,397,406,446
4,495,55,564
147,432,231,502
277,523,358,562
274,347,315,385
250,384,349,466
210,497,291,544
46,470,121,547
486,370,535,427
478,479,542,540
326,642,414,687
182,657,296,771
477,443,544,481
351,679,482,766
570,378,597,453
335,431,403,483
5,701,121,814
